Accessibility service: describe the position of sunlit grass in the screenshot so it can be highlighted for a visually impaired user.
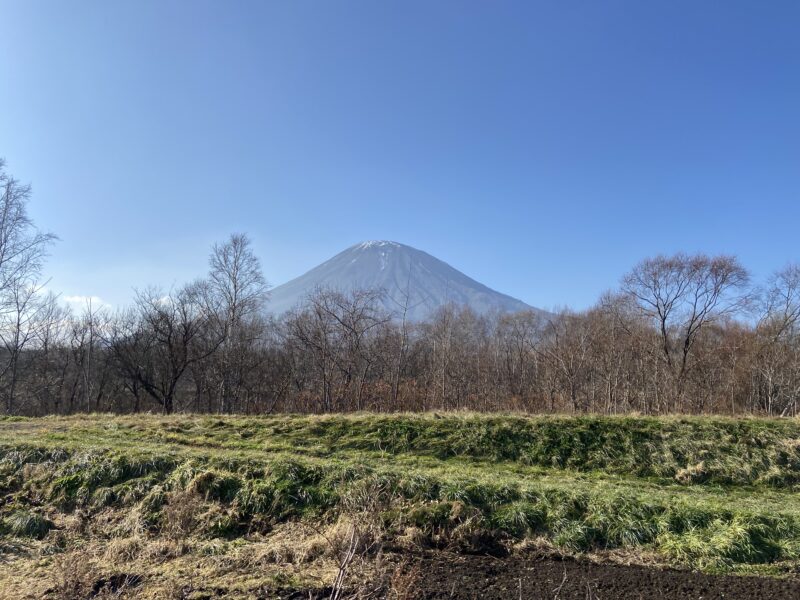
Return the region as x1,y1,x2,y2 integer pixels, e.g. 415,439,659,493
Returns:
1,412,800,575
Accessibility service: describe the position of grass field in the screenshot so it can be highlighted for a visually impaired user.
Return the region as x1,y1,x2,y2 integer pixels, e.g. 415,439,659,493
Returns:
2,413,800,598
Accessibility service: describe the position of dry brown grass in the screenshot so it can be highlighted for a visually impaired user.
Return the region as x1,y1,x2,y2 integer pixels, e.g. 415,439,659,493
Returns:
386,559,422,600
48,554,95,600
160,491,202,540
103,535,143,563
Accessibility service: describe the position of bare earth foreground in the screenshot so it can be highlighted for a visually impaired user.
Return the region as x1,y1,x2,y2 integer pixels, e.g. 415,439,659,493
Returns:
2,413,800,599
379,554,800,599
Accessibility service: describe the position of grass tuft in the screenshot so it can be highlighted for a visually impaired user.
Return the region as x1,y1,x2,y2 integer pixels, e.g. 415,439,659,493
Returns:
4,510,53,539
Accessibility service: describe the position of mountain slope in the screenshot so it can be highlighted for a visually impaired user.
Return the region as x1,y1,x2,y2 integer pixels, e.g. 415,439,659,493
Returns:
268,241,539,321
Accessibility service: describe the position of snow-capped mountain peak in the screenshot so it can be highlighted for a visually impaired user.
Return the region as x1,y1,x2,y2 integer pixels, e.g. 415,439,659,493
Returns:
357,240,401,249
268,241,541,321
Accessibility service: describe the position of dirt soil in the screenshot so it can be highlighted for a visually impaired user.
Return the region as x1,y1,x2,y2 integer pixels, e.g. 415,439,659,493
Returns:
401,554,800,599
283,553,800,600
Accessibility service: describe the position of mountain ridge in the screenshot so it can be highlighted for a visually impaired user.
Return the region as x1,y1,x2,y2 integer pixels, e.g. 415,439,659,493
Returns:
268,240,541,321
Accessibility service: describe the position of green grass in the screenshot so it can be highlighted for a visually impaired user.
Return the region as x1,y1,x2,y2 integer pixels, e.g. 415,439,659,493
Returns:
2,412,800,574
1,510,53,539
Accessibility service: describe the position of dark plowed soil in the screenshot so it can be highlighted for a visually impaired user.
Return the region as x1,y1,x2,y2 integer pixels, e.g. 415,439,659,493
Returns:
405,554,800,599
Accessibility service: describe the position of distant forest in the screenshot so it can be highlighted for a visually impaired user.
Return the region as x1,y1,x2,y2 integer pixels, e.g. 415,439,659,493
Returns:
2,160,799,417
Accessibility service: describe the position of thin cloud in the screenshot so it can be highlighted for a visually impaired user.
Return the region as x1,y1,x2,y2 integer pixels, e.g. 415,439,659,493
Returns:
62,295,112,310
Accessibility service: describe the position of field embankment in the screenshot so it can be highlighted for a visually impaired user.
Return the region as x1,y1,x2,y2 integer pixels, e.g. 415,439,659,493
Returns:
1,413,800,598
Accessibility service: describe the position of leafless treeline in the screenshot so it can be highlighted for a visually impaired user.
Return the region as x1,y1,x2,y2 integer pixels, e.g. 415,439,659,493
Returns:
2,160,800,416
6,251,800,417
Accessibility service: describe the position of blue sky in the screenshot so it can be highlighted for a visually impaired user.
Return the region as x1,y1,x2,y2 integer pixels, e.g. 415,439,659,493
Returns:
1,1,798,312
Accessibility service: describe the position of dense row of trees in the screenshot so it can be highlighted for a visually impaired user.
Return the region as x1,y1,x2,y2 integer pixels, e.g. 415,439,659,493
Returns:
2,160,800,416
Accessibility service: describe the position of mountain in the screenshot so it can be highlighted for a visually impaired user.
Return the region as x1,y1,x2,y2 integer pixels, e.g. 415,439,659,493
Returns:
267,241,541,321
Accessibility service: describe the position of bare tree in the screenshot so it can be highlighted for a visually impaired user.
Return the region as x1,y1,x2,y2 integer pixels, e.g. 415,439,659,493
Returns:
28,294,71,414
622,253,750,408
0,160,57,413
0,281,50,413
753,264,800,415
202,234,270,413
67,300,114,413
388,275,414,406
495,310,544,407
108,286,220,414
0,160,56,294
539,311,593,412
285,288,389,411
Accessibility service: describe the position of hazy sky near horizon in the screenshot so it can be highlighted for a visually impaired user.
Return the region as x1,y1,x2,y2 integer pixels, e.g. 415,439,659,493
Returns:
1,1,799,312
